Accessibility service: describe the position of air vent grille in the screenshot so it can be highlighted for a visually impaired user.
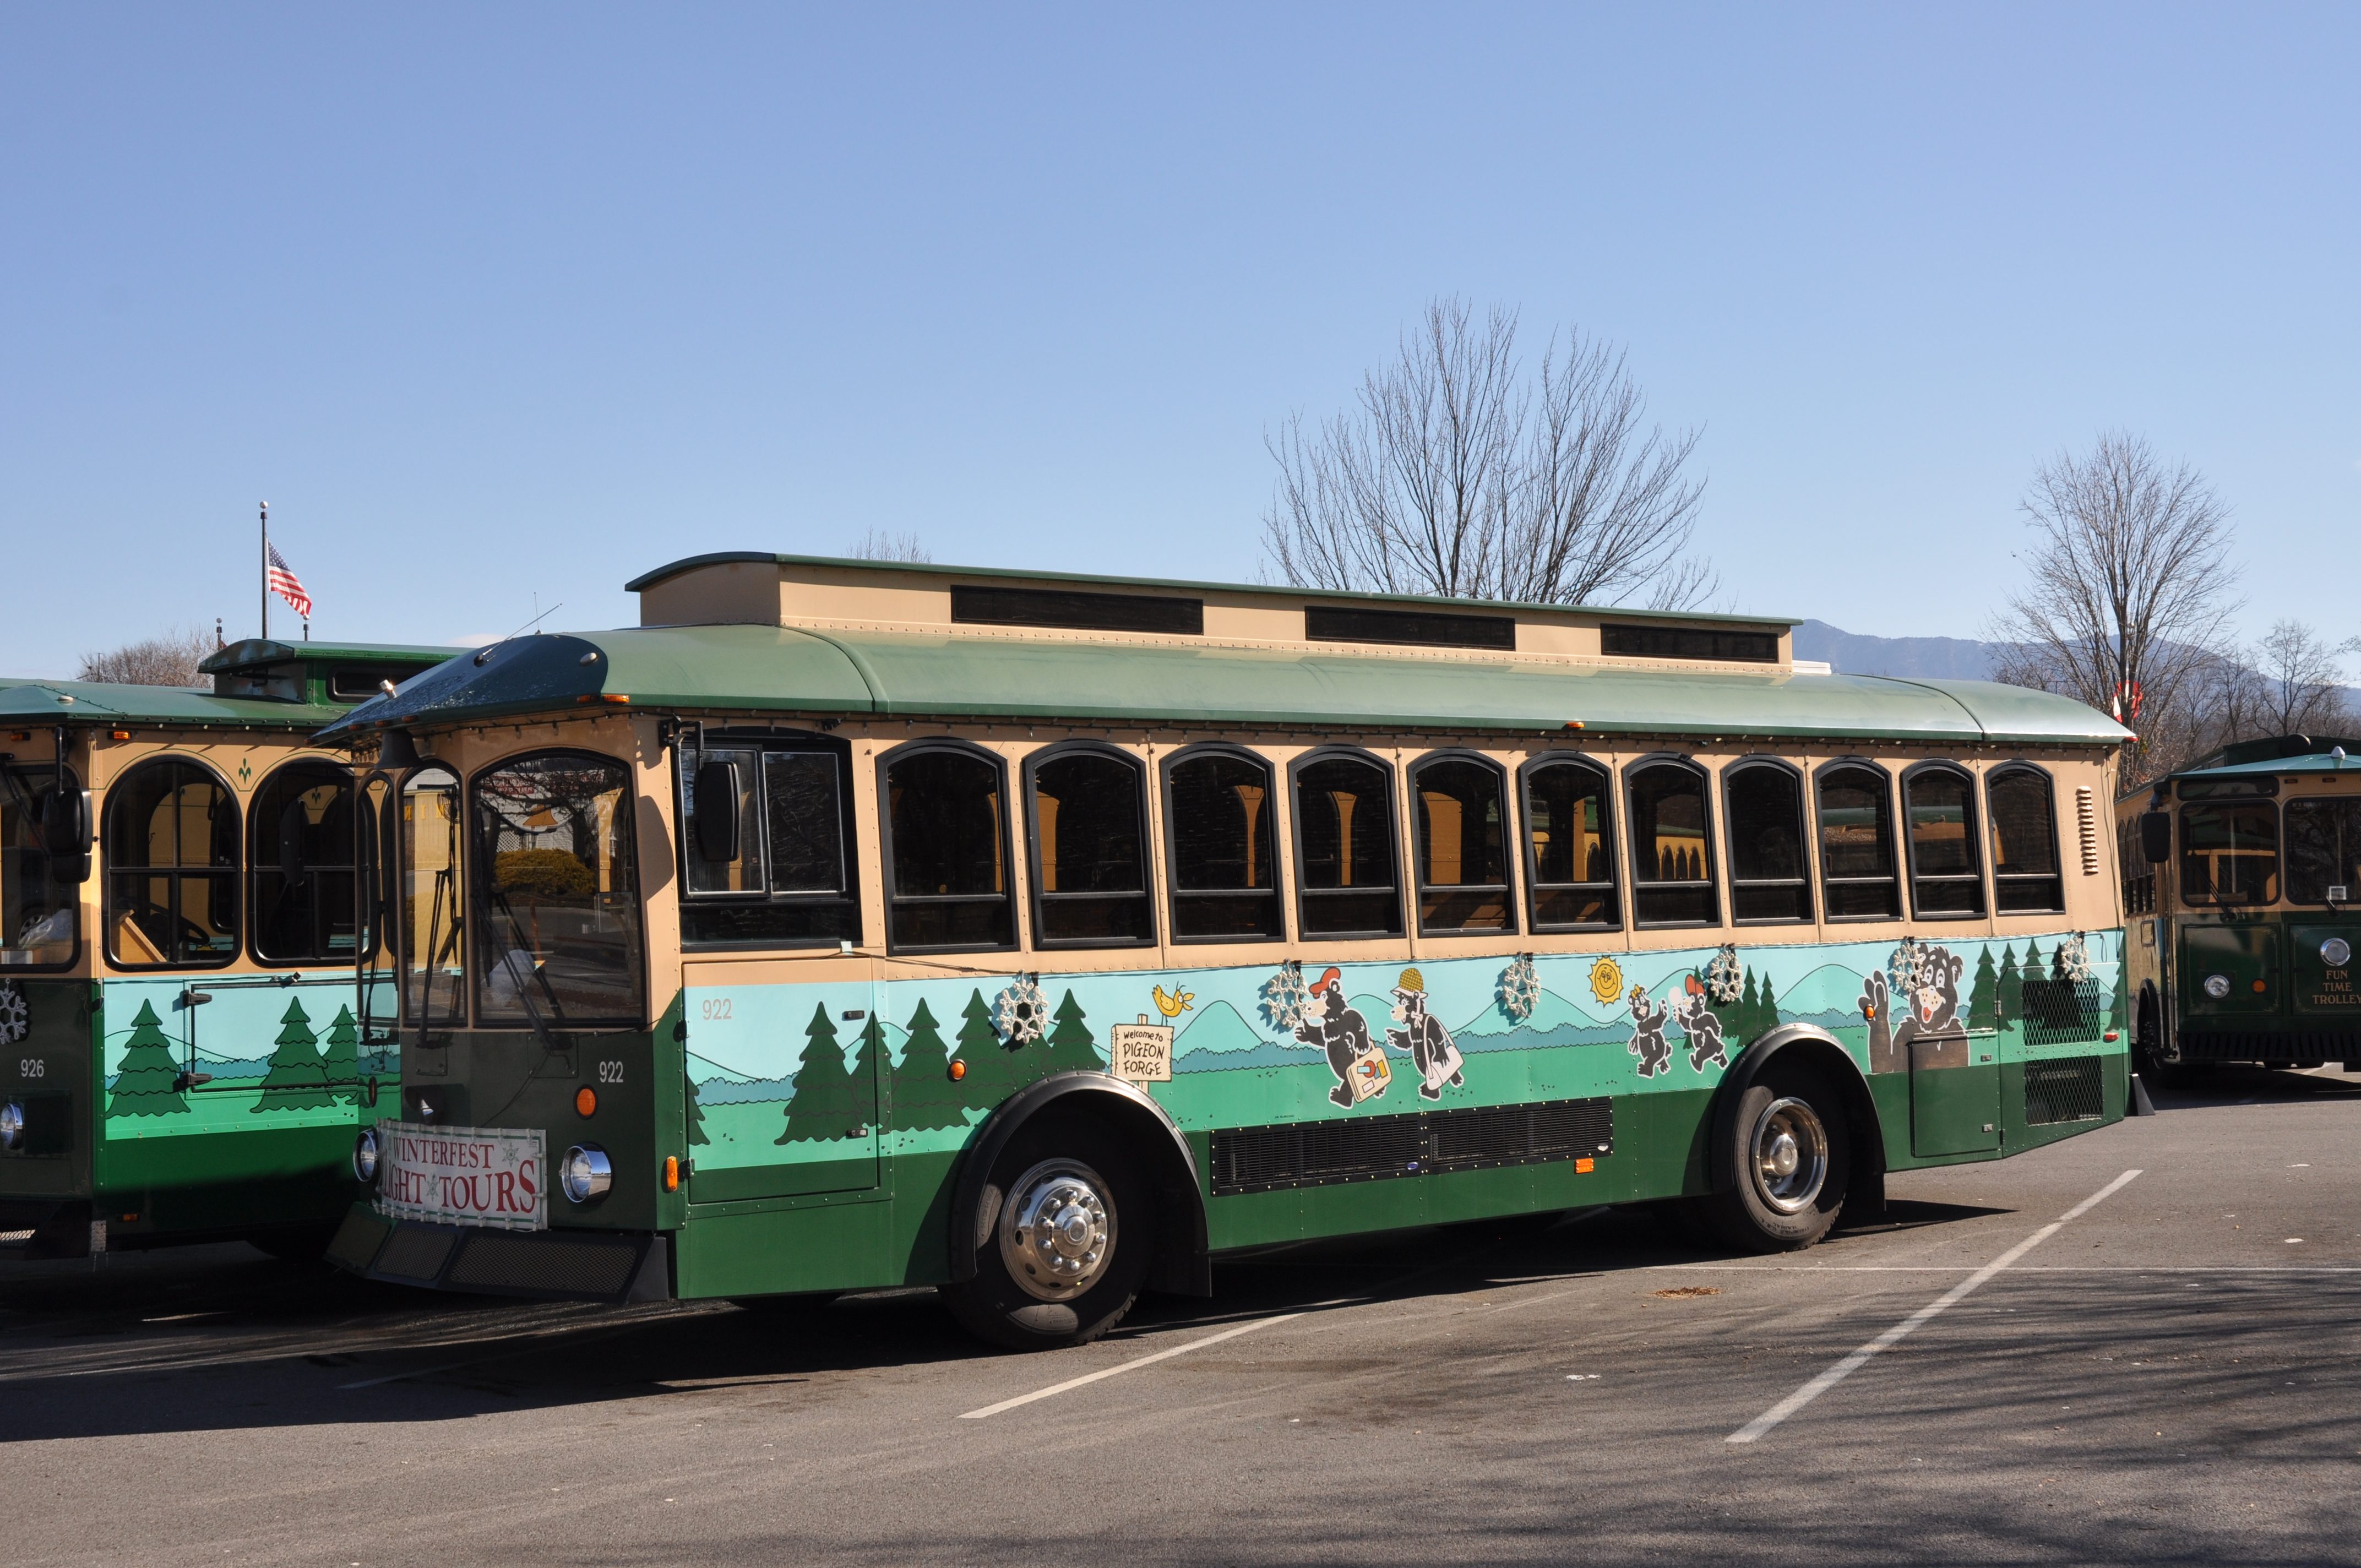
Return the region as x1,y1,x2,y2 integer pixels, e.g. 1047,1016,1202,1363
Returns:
1208,1096,1612,1196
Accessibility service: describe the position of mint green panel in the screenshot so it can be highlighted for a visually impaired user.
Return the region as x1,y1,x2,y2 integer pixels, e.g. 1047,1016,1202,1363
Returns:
682,977,880,1201
1909,1035,2001,1157
2179,923,2282,1017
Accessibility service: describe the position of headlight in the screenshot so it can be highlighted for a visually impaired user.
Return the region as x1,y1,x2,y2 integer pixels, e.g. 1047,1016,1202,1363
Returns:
352,1128,379,1184
560,1144,613,1204
2202,973,2232,999
0,1101,22,1152
2324,938,2352,968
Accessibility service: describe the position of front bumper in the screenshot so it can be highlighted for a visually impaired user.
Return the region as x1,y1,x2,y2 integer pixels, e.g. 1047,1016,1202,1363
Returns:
327,1205,672,1303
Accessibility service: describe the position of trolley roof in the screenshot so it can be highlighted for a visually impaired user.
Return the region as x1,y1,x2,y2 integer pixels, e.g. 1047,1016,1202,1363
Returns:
0,640,461,732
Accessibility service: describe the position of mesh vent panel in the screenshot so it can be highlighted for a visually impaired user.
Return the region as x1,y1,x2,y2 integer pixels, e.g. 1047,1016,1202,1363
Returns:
2023,1055,2104,1125
1210,1097,1612,1196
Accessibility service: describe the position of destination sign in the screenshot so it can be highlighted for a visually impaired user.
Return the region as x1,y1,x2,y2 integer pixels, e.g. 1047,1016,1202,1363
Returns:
374,1120,546,1231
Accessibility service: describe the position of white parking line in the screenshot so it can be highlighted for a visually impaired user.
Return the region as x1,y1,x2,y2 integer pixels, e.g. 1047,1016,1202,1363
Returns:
959,1313,1302,1419
1727,1168,2143,1445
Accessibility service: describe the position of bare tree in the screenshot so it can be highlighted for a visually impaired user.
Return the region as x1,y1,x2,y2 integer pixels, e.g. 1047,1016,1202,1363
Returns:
76,625,217,687
1987,433,2240,782
1262,298,1711,609
2249,619,2360,737
848,526,931,564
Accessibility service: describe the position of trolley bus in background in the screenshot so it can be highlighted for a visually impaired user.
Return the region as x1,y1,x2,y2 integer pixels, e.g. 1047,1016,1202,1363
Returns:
2118,733,2361,1082
0,637,456,1258
322,555,2133,1348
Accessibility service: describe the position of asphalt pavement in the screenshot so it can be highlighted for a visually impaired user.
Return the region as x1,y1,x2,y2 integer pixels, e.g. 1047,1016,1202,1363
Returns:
4,1065,2357,1567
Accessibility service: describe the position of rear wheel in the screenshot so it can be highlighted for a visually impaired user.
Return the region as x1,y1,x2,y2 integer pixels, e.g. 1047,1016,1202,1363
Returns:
1704,1064,1850,1253
2135,988,2201,1090
942,1117,1150,1351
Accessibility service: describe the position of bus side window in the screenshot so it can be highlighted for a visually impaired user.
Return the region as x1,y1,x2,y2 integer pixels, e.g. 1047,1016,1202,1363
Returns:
1025,744,1153,947
1165,748,1281,942
1410,754,1512,936
1987,766,2063,914
1815,761,1898,920
1902,763,1985,918
1724,760,1810,923
104,757,241,968
1626,758,1717,927
251,759,363,963
882,743,1016,952
1291,750,1403,939
1521,756,1618,932
677,741,861,947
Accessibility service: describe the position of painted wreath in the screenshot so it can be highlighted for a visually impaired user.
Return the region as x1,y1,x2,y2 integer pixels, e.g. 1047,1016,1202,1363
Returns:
1498,954,1542,1023
0,981,23,1047
1702,943,1743,1005
993,974,1049,1044
1260,960,1313,1033
2055,932,2093,984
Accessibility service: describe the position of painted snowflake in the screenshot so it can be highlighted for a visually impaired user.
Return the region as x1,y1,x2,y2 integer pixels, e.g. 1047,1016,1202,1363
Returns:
1702,944,1743,1005
2055,932,2093,984
0,981,23,1047
1260,961,1313,1033
1498,954,1542,1023
1887,937,1927,999
993,975,1048,1044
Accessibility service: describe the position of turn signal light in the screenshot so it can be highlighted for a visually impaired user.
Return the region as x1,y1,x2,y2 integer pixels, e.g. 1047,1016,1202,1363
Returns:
110,729,131,741
664,1155,679,1193
575,1086,597,1118
2252,979,2267,993
948,1059,967,1081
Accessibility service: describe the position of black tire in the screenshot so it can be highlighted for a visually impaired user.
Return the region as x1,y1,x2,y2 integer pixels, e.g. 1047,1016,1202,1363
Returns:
247,1223,339,1263
2135,989,2198,1091
1703,1062,1850,1253
941,1115,1151,1351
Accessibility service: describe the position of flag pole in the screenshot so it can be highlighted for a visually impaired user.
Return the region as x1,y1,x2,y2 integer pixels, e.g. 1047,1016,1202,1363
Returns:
259,500,270,641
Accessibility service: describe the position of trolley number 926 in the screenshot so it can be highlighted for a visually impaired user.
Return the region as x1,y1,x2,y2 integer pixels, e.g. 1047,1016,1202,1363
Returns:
16,1059,43,1079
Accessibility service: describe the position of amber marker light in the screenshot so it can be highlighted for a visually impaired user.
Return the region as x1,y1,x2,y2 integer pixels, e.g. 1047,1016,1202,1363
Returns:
664,1156,680,1192
948,1059,967,1081
2252,979,2267,993
575,1086,597,1117
110,729,131,741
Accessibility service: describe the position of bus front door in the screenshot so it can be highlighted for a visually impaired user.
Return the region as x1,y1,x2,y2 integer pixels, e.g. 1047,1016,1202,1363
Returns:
681,960,880,1202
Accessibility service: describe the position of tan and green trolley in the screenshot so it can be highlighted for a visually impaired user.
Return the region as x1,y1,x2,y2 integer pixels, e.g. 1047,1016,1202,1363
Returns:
0,638,455,1257
320,555,2135,1347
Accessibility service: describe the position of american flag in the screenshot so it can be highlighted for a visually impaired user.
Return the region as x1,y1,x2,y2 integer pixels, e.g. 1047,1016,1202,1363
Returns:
267,543,313,619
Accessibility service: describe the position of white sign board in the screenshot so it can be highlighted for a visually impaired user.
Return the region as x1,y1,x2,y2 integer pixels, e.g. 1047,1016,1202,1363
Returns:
375,1120,546,1231
1110,1020,1174,1084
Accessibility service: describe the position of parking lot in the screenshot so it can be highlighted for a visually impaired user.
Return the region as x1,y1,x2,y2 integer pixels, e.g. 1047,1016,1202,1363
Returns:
4,1068,2357,1567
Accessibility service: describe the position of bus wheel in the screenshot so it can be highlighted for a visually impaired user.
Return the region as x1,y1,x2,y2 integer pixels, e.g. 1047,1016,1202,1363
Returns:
943,1120,1150,1351
1706,1066,1849,1253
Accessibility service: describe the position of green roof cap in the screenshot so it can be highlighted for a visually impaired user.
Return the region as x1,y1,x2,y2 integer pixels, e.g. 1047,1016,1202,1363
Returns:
315,623,2130,748
199,638,463,674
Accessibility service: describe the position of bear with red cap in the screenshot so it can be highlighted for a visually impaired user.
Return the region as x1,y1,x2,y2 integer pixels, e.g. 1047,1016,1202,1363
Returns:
1294,966,1384,1108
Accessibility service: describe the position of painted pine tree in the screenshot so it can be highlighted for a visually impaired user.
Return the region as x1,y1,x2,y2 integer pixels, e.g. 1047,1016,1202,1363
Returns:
684,1070,709,1146
253,997,335,1111
1736,970,1761,1042
893,998,967,1131
955,988,1008,1108
2107,959,2128,1038
1756,973,1779,1035
108,999,189,1117
847,1015,884,1131
1042,989,1101,1074
1967,947,1999,1032
777,1002,853,1144
1995,945,2021,1030
322,1005,360,1103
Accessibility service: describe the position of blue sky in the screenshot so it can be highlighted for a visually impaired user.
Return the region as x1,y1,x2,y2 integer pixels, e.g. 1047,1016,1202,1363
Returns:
4,6,2355,675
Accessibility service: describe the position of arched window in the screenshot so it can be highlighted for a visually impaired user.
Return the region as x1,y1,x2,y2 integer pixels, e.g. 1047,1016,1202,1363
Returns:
1724,760,1810,923
104,757,240,967
1521,756,1618,931
1987,766,2063,913
1025,744,1152,946
1163,747,1281,942
471,750,645,1027
1411,753,1512,934
880,743,1015,952
1903,763,1985,917
1815,762,1898,920
1625,759,1717,927
251,760,363,963
1291,750,1402,938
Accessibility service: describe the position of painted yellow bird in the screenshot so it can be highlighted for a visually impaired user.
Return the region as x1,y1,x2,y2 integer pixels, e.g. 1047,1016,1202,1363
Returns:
1152,984,1195,1020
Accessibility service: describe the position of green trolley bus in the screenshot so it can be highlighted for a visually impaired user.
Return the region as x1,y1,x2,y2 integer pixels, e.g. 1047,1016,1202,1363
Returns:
2117,733,2361,1080
320,555,2135,1348
0,637,455,1257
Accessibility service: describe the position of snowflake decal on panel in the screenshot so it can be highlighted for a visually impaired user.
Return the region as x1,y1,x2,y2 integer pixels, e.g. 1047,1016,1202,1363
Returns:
1702,944,1743,1005
1260,961,1313,1033
993,975,1048,1044
1887,937,1927,1000
0,981,24,1047
2055,932,2093,984
1498,955,1541,1023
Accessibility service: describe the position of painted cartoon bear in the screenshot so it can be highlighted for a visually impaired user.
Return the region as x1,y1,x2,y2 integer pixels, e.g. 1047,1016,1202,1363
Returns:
1669,974,1728,1072
1860,945,1967,1075
1626,984,1674,1079
1385,967,1466,1101
1295,966,1387,1108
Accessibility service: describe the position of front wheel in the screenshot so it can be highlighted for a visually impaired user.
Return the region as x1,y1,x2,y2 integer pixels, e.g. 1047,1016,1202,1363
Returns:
941,1117,1151,1351
1704,1065,1850,1253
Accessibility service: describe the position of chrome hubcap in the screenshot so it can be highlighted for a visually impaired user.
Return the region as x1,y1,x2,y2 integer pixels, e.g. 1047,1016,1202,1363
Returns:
1750,1097,1827,1215
999,1158,1117,1302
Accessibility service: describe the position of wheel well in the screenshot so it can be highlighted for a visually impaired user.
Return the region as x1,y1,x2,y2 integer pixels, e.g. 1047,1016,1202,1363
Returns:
948,1074,1211,1297
1710,1025,1885,1224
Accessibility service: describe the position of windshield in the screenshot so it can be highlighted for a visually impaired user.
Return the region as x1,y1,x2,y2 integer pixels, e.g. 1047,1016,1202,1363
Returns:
472,752,644,1028
2180,801,2277,904
399,766,466,1029
0,763,77,968
2286,798,2361,905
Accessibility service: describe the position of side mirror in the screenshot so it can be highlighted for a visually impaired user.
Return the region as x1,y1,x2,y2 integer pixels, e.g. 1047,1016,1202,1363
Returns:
693,760,741,864
40,788,91,885
2139,810,2172,865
